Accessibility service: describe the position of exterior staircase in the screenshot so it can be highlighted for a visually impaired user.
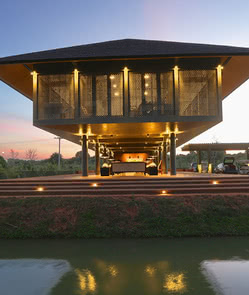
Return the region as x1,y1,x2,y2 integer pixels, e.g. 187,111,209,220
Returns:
0,175,249,197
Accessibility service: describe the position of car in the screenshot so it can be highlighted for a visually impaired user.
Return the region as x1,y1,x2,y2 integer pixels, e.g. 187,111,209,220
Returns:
190,162,198,172
214,157,238,174
237,160,249,175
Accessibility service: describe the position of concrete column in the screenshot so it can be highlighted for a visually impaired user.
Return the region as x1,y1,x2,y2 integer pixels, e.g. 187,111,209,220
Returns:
81,135,88,177
158,146,162,162
155,149,159,166
95,141,100,176
170,133,176,175
162,141,167,174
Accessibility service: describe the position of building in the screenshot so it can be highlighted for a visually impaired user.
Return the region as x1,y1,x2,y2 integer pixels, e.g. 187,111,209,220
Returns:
1,39,249,176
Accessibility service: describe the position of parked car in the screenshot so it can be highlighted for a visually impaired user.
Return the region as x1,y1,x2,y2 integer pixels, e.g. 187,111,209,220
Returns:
190,162,198,172
237,160,249,175
214,157,238,174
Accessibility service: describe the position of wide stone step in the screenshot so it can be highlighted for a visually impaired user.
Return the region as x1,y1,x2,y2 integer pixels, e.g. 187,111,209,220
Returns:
1,185,249,196
0,182,248,190
0,178,248,187
0,176,248,184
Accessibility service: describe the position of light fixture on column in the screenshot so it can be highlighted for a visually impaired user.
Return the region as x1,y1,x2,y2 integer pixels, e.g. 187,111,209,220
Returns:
101,146,109,159
109,151,114,160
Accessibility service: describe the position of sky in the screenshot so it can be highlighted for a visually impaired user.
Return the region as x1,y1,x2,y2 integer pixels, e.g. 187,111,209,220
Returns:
1,0,249,159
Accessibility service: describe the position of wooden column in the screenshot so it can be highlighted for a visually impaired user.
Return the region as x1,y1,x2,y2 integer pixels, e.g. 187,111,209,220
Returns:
217,65,223,119
32,71,38,121
123,67,129,116
74,69,79,118
173,66,179,116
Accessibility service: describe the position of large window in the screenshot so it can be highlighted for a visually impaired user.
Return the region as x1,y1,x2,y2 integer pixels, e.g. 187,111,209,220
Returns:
38,74,74,120
96,75,108,116
110,73,123,116
129,72,174,116
129,73,142,116
178,70,217,116
80,75,92,117
160,72,174,115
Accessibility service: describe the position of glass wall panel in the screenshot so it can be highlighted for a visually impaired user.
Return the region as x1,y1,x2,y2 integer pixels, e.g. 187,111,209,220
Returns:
160,72,174,115
143,73,157,115
128,73,142,117
110,73,123,116
179,70,217,116
38,74,74,120
96,75,108,116
80,75,92,117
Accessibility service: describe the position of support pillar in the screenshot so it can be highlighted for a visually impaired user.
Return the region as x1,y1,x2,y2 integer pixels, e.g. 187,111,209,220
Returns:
81,135,88,177
170,133,176,175
207,149,212,173
95,141,100,176
155,149,159,166
162,141,167,174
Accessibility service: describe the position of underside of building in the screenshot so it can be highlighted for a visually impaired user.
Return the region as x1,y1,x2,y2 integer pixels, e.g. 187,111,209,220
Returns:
1,39,249,175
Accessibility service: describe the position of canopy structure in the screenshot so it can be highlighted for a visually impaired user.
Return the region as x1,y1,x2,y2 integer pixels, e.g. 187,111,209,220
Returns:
1,39,249,175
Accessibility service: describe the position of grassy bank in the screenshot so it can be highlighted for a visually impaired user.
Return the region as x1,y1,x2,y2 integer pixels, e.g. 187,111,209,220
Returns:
1,195,249,238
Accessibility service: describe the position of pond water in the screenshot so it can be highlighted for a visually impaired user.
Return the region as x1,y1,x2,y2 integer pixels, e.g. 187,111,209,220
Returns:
0,237,249,295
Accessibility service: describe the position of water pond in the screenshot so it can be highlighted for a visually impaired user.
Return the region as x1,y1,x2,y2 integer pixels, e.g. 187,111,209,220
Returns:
0,237,249,294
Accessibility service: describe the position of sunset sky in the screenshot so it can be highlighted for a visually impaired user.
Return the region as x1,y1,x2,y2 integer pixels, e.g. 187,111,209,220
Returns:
1,0,249,159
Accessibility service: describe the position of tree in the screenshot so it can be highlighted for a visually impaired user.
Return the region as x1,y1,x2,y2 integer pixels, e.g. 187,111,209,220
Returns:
25,149,38,161
49,152,63,165
0,156,7,168
9,149,19,159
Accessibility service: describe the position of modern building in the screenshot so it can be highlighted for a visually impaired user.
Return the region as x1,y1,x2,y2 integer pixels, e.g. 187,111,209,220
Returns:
1,39,249,176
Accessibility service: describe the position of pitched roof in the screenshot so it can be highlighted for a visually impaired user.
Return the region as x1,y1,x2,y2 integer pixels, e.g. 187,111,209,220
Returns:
1,38,249,64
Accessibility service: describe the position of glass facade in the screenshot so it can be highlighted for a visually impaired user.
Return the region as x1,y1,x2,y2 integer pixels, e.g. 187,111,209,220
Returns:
178,70,217,116
38,74,74,120
37,69,218,120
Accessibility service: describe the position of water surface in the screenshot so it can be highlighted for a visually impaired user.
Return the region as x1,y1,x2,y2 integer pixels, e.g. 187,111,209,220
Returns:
0,237,249,295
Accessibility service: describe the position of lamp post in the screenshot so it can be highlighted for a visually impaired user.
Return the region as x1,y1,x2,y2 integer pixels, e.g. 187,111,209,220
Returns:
54,137,62,169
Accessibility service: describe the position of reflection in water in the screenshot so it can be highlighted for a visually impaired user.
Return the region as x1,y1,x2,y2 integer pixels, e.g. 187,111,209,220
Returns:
163,273,186,293
0,259,71,295
108,265,119,277
201,260,249,295
145,265,157,277
76,269,97,293
95,259,119,277
1,238,249,294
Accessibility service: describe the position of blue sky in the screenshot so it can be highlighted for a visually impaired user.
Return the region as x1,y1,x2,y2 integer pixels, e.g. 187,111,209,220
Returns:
1,0,249,158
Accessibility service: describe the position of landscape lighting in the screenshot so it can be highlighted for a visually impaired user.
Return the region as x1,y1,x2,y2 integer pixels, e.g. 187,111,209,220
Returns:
36,187,44,192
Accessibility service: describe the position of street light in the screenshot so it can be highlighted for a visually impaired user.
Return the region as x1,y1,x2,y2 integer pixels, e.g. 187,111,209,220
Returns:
54,137,62,169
